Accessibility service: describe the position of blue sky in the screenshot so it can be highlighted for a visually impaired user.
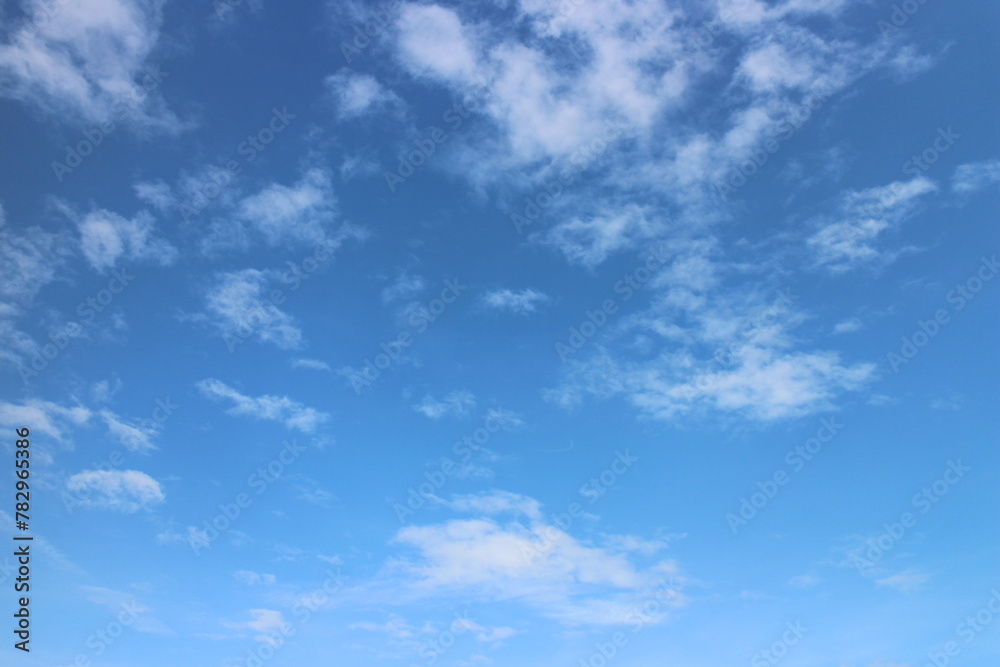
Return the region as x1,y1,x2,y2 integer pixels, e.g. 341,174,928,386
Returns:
0,0,998,665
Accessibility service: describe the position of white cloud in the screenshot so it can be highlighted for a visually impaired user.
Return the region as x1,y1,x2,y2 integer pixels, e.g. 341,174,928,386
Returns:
553,346,873,421
99,409,157,453
386,491,685,626
875,570,930,592
291,357,331,371
233,570,276,586
952,159,1000,194
201,269,302,349
481,288,549,314
326,69,402,119
349,614,421,640
0,207,75,368
445,491,542,520
548,243,873,421
808,177,937,272
0,0,181,130
0,210,71,306
235,168,339,248
543,205,662,266
76,208,176,272
196,378,329,433
0,399,90,441
80,585,173,635
224,609,289,645
413,390,476,419
134,180,175,211
66,469,165,512
832,318,862,335
381,272,425,303
396,4,479,84
787,574,821,588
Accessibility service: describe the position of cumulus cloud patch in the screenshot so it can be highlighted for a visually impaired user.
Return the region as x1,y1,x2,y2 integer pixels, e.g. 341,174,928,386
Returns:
66,469,165,512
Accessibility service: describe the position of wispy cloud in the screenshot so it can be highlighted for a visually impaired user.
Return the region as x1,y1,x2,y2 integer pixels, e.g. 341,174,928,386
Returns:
413,390,476,419
952,159,1000,194
66,469,165,512
381,490,685,627
0,0,182,131
807,177,937,273
196,378,329,433
200,269,302,349
481,288,549,314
